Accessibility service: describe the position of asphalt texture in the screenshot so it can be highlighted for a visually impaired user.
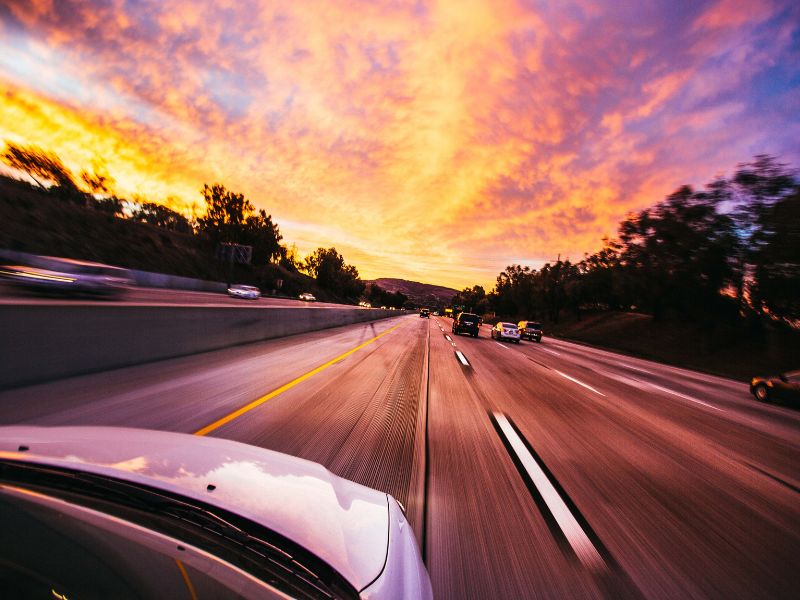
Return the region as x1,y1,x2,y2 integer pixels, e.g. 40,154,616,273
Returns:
0,314,797,599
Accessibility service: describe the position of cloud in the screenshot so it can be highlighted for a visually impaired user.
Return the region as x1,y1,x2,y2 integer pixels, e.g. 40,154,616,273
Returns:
0,0,798,289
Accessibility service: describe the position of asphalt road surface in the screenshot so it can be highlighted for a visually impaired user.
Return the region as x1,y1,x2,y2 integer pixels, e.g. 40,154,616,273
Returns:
0,282,352,308
1,314,798,599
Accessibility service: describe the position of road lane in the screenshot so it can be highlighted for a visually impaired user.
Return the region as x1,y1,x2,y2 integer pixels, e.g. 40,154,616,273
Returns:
426,318,607,598
0,280,364,309
0,311,798,598
442,317,800,599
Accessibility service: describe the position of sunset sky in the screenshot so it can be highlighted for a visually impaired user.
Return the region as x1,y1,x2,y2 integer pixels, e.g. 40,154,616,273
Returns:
1,0,798,290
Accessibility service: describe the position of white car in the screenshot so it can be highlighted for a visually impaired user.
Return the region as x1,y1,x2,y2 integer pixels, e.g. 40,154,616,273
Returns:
0,257,130,297
491,321,521,343
0,426,433,599
227,284,261,299
299,292,317,302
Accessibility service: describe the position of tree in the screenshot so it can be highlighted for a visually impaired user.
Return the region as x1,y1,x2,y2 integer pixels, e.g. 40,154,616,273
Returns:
365,283,406,308
728,155,798,314
242,209,283,263
1,141,77,190
452,285,488,314
304,247,365,299
197,183,254,243
751,190,800,322
80,163,115,196
616,185,739,320
131,201,193,233
197,183,283,263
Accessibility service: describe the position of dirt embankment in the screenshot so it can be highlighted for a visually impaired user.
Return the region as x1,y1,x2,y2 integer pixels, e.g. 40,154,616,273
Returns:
542,311,799,381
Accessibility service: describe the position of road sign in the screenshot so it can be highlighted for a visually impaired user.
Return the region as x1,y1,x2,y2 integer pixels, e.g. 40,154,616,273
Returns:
216,243,253,265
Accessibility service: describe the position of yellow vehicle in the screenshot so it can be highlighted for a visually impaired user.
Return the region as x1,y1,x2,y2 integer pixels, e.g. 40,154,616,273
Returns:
444,308,453,318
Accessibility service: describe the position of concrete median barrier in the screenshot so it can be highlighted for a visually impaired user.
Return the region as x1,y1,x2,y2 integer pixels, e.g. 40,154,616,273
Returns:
0,305,403,389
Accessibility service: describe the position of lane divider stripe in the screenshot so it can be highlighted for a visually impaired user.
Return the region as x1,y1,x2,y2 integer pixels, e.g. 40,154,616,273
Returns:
455,351,470,366
492,412,606,572
194,323,403,436
554,369,605,396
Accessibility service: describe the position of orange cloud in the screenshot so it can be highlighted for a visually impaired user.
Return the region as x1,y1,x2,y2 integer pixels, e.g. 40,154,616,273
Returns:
0,0,798,289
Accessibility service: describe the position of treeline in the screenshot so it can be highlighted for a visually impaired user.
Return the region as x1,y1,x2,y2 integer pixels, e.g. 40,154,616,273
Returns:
453,155,799,325
0,141,385,303
364,282,407,309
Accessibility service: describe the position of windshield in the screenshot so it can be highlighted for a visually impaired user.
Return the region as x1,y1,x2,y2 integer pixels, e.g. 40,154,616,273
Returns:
0,489,258,599
502,323,518,329
0,460,358,600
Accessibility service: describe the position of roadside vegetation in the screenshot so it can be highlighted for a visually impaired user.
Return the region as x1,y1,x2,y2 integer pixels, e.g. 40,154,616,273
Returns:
450,155,799,379
0,141,396,304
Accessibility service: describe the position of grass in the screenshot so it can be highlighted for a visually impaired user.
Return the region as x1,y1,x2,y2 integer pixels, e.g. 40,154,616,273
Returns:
542,310,799,381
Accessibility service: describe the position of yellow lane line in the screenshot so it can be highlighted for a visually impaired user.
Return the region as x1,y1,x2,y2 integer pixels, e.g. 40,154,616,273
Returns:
193,322,403,436
175,559,199,600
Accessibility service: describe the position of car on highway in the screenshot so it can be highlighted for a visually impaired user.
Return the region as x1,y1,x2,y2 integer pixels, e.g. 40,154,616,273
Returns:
452,312,480,337
750,370,800,403
419,308,430,318
0,257,130,298
299,292,317,302
491,322,521,343
0,426,433,599
518,320,543,342
227,284,261,299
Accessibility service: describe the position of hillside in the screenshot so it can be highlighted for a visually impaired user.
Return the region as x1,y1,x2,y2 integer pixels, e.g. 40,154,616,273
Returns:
370,277,458,307
0,175,332,300
542,310,800,382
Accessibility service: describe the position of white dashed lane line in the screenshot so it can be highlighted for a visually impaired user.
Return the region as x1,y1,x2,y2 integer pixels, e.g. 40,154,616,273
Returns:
494,341,511,350
493,413,606,573
455,350,470,366
537,346,561,356
554,370,605,396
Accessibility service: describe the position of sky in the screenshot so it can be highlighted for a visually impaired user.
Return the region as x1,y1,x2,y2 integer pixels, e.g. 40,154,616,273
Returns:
0,0,798,290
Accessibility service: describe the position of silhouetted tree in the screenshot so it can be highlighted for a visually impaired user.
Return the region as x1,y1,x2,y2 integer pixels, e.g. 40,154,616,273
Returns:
198,183,253,243
242,209,283,263
365,283,406,308
751,190,800,321
80,165,115,196
305,247,365,299
131,201,193,233
197,183,283,263
1,141,77,191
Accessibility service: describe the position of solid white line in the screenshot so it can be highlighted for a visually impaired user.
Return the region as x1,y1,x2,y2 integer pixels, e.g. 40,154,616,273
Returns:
445,335,452,341
494,341,510,350
648,382,722,411
554,370,605,396
493,413,606,573
455,350,470,366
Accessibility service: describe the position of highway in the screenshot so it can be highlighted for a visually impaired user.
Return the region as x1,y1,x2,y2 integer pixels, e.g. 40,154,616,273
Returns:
0,282,351,308
0,314,798,599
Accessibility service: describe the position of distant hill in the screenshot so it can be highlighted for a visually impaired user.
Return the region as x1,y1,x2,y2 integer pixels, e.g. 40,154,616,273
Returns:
369,278,458,307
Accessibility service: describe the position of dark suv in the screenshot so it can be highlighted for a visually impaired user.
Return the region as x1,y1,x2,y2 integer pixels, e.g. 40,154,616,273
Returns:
452,312,480,337
518,321,543,342
420,308,430,318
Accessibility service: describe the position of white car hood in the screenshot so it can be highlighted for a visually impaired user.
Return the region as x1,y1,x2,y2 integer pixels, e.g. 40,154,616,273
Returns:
0,426,389,591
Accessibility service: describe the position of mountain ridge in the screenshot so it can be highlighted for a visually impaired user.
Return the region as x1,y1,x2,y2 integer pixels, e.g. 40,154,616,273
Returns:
368,277,458,307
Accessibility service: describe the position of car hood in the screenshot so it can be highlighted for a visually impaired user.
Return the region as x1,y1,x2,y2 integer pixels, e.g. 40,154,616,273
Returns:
0,426,389,591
